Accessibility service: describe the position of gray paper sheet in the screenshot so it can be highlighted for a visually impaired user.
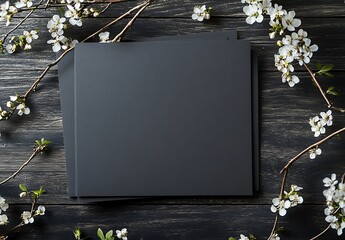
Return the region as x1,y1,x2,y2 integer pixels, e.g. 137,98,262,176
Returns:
74,40,253,197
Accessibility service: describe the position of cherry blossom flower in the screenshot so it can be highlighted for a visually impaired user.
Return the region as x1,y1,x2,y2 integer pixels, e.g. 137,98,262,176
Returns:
281,11,301,31
0,214,8,225
192,5,211,22
116,228,128,240
309,147,321,159
15,0,33,9
23,30,38,44
320,110,333,126
16,103,30,116
243,4,264,24
271,198,291,216
35,205,45,216
21,211,34,224
99,32,110,43
0,196,9,214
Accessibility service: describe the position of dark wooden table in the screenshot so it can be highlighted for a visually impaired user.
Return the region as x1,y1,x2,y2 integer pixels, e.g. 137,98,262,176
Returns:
1,0,345,239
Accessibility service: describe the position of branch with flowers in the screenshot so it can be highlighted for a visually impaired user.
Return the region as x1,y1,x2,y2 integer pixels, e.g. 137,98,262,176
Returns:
227,1,345,240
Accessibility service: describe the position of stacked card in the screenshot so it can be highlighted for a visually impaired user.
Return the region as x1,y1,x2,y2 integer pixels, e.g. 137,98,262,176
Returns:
58,31,259,201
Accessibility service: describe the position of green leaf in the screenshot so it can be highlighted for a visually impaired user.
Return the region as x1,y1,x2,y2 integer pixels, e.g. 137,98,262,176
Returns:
316,64,334,77
97,228,105,240
229,238,236,240
249,234,256,240
32,187,46,199
19,184,27,192
326,86,340,96
276,226,284,232
105,230,113,239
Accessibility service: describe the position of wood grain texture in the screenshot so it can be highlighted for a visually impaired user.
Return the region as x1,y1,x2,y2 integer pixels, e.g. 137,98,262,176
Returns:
0,0,345,239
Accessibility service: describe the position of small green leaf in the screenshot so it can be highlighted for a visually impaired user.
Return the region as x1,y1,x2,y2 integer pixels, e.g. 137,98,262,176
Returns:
19,184,27,192
229,238,236,240
74,227,81,240
105,230,113,239
276,226,284,232
249,234,256,240
326,86,340,96
97,228,105,240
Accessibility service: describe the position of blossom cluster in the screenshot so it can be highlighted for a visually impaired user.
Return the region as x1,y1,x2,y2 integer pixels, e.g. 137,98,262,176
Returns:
309,110,333,137
0,94,30,121
323,174,345,236
242,0,318,87
0,196,9,226
271,185,303,216
191,5,211,22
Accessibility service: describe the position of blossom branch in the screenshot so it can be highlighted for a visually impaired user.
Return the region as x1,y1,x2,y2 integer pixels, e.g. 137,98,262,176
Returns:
304,63,345,113
281,126,345,173
309,224,331,240
111,0,151,42
0,138,51,185
0,0,45,44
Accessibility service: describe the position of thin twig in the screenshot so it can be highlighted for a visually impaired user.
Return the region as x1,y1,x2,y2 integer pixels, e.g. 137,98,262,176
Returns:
1,0,45,43
112,0,150,42
267,214,279,240
304,63,345,113
309,224,331,240
0,145,47,185
281,126,345,173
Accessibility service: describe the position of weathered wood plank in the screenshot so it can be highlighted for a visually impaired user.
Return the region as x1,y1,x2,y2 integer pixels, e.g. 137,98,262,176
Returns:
0,205,339,240
10,0,345,18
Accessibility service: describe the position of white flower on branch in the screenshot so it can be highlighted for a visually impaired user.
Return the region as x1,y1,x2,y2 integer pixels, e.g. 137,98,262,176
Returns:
15,0,33,9
116,228,128,240
0,196,9,214
99,32,110,43
271,198,291,216
320,110,333,126
21,211,34,224
5,43,16,54
47,15,66,38
243,4,263,24
65,4,83,26
35,205,45,216
281,11,301,31
309,147,321,159
322,174,345,236
23,30,38,44
267,3,285,21
270,233,280,240
16,103,30,116
66,0,84,11
239,234,249,240
0,1,18,26
309,116,325,137
192,5,211,22
282,73,299,87
0,214,8,225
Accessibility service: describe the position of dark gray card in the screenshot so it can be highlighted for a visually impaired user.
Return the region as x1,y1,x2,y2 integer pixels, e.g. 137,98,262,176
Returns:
75,40,253,197
58,31,242,198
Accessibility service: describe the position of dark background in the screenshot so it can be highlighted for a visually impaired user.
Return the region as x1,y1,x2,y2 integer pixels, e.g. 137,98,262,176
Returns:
0,0,345,239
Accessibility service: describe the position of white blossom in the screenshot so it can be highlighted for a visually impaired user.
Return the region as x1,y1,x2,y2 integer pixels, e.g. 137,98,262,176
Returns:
5,43,16,54
320,110,333,126
15,0,33,9
309,147,321,159
267,3,285,21
99,32,110,43
192,5,211,22
243,4,263,24
21,211,34,224
270,233,280,240
281,11,301,31
16,103,30,116
239,234,249,240
116,228,128,240
65,4,82,26
0,1,18,26
35,205,45,216
309,116,325,137
0,196,9,214
271,198,291,216
0,215,8,225
23,30,38,44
